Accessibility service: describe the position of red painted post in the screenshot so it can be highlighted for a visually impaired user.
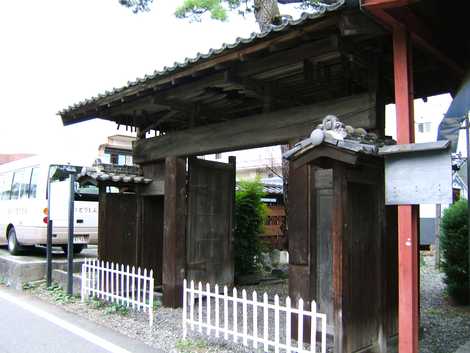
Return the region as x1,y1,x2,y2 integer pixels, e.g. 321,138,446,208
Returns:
393,26,419,353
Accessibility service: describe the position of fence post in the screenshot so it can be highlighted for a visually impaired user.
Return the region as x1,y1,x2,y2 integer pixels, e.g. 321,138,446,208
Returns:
105,261,110,301
215,284,220,339
137,267,142,311
253,291,258,349
242,289,248,346
263,292,269,352
311,300,317,352
100,261,105,299
131,266,136,309
321,314,327,353
206,283,211,336
223,286,228,340
233,288,238,343
286,296,292,353
183,279,187,338
143,268,148,313
190,281,195,331
297,298,304,352
198,282,203,333
274,294,280,353
149,269,154,328
81,260,86,302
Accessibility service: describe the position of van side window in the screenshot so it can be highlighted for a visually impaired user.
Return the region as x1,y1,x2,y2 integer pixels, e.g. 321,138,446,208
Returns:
11,168,32,200
0,173,13,200
29,167,40,199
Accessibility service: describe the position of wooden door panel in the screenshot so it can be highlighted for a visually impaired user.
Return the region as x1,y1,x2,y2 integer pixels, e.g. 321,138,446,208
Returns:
186,158,234,287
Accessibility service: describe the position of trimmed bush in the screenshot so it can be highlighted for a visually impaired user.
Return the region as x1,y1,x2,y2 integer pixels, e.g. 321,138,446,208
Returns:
440,199,469,305
234,180,267,277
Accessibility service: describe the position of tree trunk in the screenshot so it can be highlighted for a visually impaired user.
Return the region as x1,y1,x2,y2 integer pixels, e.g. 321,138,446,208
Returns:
254,0,281,32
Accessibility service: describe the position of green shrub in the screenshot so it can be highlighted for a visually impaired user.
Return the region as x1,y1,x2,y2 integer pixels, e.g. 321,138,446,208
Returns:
440,199,469,305
234,179,267,277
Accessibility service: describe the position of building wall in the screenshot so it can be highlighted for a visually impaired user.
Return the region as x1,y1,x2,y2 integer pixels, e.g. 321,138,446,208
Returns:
0,154,34,165
204,145,282,180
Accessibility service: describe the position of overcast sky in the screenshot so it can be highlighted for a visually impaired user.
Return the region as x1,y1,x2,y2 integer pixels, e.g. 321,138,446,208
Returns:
0,0,457,166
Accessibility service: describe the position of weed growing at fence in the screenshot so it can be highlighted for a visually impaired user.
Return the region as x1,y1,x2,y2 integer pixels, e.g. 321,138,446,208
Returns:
46,283,76,304
153,299,161,310
175,339,209,353
104,303,129,316
22,282,38,290
88,297,106,309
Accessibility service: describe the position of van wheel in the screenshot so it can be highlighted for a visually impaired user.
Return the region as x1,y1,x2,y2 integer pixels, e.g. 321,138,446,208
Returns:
7,228,22,255
61,244,85,255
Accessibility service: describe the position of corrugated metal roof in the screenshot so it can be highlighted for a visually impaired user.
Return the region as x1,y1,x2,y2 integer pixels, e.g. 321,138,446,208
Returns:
58,1,345,118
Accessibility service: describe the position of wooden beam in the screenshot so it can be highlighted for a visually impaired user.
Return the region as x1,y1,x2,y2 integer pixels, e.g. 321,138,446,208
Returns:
236,36,340,78
361,2,464,76
225,70,304,106
361,0,415,10
134,93,376,163
140,111,179,135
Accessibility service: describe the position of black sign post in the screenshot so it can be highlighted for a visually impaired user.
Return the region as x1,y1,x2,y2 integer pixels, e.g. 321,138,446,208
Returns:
67,173,75,296
46,220,53,287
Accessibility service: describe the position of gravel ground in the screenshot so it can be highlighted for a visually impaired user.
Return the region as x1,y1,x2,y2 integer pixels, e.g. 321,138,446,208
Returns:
28,279,330,353
24,253,470,353
420,252,470,353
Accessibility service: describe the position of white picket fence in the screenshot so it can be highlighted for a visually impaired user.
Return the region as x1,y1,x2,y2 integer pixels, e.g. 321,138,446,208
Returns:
182,279,327,353
81,259,154,327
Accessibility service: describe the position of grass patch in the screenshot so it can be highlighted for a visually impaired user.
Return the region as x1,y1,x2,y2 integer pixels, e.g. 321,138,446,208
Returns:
46,283,76,304
175,339,209,353
104,302,129,316
86,297,129,316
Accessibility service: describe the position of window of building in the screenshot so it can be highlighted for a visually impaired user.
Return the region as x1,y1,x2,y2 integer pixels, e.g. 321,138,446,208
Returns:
102,153,111,164
417,122,432,133
125,155,133,166
110,154,119,164
424,122,432,132
118,155,126,166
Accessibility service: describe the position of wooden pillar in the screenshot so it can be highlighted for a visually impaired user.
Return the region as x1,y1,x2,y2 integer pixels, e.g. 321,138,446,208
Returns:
393,26,419,353
332,163,347,353
288,163,313,341
162,157,187,308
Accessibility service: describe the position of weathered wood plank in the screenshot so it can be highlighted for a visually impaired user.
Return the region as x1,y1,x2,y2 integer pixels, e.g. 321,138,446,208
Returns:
134,93,376,163
186,157,235,288
288,163,310,266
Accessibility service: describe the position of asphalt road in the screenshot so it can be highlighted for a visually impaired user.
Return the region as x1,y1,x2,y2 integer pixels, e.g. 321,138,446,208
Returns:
0,286,158,353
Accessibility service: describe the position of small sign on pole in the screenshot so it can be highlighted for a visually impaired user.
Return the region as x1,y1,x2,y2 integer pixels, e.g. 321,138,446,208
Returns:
380,141,452,205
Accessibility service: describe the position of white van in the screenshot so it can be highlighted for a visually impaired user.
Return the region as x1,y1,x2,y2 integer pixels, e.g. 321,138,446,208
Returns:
0,156,98,255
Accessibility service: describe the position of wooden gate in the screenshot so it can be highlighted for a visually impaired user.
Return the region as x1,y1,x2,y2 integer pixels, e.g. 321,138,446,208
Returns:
186,157,235,288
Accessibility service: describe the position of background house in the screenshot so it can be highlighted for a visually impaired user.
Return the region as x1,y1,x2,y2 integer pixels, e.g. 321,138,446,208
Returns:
0,154,34,165
97,135,135,166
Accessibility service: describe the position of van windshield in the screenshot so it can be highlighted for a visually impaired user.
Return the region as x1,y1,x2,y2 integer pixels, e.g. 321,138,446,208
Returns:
75,183,99,202
49,164,99,202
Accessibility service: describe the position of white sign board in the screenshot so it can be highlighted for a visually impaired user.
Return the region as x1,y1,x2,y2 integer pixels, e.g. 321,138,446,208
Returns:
382,142,453,205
